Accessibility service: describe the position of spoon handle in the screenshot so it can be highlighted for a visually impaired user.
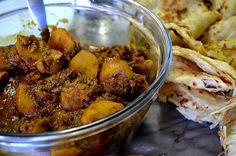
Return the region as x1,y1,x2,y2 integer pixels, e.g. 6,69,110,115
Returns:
27,0,47,30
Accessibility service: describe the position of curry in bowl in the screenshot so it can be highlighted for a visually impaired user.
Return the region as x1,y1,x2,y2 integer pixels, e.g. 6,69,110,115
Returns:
0,28,153,133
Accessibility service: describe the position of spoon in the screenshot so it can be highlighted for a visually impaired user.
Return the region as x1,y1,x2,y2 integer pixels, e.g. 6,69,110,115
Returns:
27,0,50,41
27,0,47,30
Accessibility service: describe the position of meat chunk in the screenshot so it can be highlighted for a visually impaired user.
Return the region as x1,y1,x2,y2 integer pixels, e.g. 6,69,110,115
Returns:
22,71,42,85
16,35,47,69
81,100,124,124
129,75,149,98
0,46,29,73
61,83,91,111
0,47,12,71
69,50,98,78
48,28,78,60
60,77,98,111
31,118,51,133
17,70,78,117
100,58,133,97
132,57,153,76
36,49,65,74
33,69,76,92
50,110,73,130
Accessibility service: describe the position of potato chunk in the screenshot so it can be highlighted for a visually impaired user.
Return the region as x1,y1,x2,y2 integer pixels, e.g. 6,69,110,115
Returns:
16,35,47,69
48,28,77,54
100,58,133,80
16,83,38,116
69,50,98,78
100,58,133,96
36,49,65,74
81,100,124,124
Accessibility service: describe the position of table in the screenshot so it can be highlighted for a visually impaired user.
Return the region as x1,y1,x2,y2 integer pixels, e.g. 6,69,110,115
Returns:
124,102,222,156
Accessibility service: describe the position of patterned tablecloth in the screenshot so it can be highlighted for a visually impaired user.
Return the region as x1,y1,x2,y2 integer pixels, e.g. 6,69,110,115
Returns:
124,102,221,156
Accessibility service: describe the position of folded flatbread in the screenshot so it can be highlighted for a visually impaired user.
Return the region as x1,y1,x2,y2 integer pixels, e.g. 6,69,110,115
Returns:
201,15,236,43
204,39,236,69
136,0,222,52
159,46,236,124
134,1,236,155
170,46,236,89
219,0,236,18
167,8,221,51
219,106,236,156
159,82,235,123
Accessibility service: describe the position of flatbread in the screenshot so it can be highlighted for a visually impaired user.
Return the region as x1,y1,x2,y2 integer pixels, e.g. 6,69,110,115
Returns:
159,82,230,123
201,15,236,43
204,39,236,69
219,107,236,156
173,46,236,80
169,46,235,92
133,0,236,155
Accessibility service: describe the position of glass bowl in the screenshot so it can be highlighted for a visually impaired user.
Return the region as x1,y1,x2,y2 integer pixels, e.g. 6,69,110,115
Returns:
0,0,172,155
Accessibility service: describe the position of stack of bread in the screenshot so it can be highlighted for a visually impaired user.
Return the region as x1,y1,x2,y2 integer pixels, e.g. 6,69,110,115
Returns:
134,0,236,155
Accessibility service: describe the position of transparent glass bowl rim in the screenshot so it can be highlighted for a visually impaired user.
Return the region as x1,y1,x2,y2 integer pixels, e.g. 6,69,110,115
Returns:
0,0,172,142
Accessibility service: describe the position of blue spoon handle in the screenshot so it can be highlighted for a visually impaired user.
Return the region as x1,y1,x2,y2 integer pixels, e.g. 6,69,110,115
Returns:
27,0,47,30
